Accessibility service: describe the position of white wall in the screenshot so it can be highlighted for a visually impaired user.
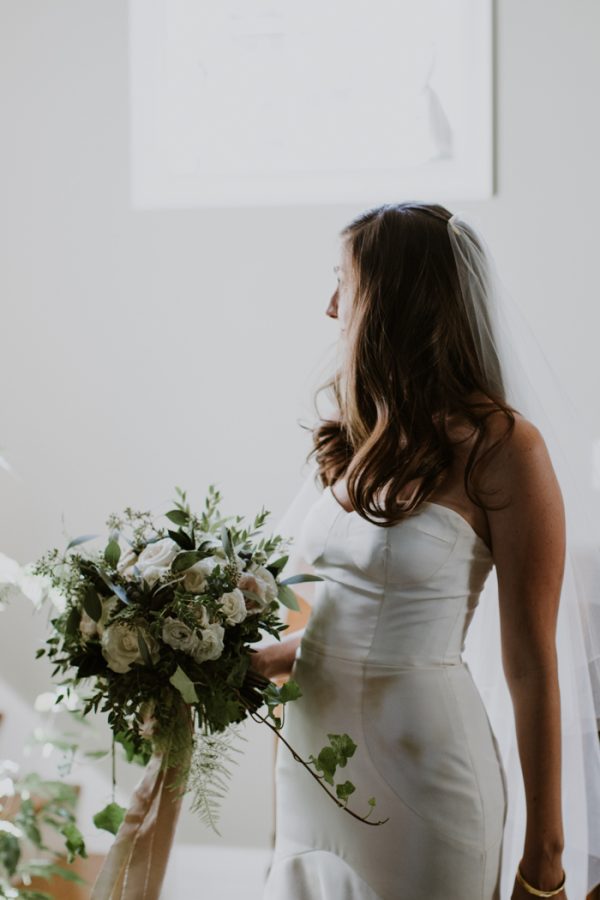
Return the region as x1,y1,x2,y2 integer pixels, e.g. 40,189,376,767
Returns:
0,0,599,852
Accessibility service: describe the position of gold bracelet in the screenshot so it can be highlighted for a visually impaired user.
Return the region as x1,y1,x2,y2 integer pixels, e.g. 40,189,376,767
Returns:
516,863,566,897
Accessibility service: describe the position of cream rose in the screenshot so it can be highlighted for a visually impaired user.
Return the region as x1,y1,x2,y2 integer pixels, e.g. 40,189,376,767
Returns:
162,618,201,656
218,588,247,625
117,547,139,580
182,557,218,594
101,622,160,674
239,565,278,614
135,538,179,587
192,623,225,663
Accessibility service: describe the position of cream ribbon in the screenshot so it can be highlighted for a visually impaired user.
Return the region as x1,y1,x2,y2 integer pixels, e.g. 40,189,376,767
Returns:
91,746,190,900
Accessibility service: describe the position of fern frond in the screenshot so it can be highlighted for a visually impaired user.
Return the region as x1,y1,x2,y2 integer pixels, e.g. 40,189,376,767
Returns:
186,725,246,835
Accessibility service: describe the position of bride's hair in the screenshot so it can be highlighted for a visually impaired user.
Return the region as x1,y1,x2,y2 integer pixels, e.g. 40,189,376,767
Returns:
306,201,517,526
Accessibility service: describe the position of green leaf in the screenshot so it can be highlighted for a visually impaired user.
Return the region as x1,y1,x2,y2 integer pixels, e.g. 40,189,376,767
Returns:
24,860,87,885
137,632,154,667
335,780,356,802
368,797,376,807
65,605,81,635
83,586,102,622
327,733,357,767
278,679,302,703
315,746,337,785
166,509,189,526
59,821,87,862
169,665,199,704
221,525,235,561
279,573,324,586
93,802,126,836
171,550,203,574
66,533,99,551
267,555,289,574
104,538,121,568
0,831,21,876
277,583,300,612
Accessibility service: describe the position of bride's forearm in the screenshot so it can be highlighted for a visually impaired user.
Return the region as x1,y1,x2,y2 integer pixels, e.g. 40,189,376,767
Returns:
253,627,305,679
507,660,565,884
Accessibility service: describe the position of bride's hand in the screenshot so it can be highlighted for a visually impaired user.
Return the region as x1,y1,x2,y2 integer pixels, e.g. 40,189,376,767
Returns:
249,645,277,680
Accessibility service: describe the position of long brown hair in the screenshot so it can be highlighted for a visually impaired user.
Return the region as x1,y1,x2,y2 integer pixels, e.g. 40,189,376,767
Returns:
306,201,516,526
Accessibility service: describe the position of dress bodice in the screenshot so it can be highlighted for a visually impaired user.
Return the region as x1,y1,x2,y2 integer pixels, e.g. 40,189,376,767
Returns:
298,485,494,667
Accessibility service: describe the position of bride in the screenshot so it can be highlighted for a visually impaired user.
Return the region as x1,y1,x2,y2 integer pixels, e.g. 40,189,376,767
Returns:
250,202,579,899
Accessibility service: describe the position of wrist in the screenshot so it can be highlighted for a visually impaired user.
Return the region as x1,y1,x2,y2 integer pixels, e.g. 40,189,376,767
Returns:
519,852,565,891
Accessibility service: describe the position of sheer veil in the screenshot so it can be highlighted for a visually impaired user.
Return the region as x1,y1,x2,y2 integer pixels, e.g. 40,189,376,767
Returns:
271,211,600,898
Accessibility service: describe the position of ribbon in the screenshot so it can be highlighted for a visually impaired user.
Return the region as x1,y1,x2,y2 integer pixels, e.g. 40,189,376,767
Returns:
91,725,192,899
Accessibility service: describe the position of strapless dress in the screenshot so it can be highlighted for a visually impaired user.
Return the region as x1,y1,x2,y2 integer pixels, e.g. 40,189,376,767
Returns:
263,485,508,900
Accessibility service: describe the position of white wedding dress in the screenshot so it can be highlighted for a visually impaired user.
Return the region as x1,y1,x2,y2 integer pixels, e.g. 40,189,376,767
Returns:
263,484,507,900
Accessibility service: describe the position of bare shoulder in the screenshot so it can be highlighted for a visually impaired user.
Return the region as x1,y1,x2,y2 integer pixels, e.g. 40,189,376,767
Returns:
475,411,566,586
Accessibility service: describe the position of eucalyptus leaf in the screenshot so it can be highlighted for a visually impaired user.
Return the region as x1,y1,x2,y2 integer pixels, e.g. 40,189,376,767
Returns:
279,573,323,586
97,570,129,605
66,533,99,551
277,583,300,612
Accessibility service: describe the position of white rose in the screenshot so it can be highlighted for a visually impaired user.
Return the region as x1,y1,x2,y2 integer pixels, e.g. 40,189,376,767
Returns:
192,623,225,663
253,566,278,603
117,547,139,580
101,622,160,674
218,588,247,626
191,603,210,628
182,558,217,594
135,538,179,587
162,618,201,656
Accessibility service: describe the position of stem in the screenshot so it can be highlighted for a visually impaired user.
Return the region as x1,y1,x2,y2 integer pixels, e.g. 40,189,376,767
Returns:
248,707,388,827
111,736,116,802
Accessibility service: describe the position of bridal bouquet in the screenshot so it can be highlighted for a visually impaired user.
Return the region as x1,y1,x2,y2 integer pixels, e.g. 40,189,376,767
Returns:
32,485,384,864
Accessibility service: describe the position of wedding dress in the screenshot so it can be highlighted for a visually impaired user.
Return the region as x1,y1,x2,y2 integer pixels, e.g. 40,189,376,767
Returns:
263,483,507,900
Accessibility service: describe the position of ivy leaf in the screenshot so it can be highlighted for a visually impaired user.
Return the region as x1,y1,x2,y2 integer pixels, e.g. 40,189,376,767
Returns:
327,733,357,767
279,574,324,586
335,780,356,802
82,586,102,623
169,665,199,704
166,509,188,526
314,746,337,785
277,583,300,612
278,679,302,703
104,539,121,568
59,821,87,862
93,802,126,836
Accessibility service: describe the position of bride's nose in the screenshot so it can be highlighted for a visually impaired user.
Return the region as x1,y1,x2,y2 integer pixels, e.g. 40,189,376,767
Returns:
326,290,338,319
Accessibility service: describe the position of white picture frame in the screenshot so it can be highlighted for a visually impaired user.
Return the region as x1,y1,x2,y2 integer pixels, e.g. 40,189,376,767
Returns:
129,0,494,208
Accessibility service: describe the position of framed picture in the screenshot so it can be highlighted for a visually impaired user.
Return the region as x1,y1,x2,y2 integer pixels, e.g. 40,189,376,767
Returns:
130,0,494,208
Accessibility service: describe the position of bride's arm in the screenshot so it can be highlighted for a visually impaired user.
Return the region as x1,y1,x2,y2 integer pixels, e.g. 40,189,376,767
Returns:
484,415,566,896
250,627,306,680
